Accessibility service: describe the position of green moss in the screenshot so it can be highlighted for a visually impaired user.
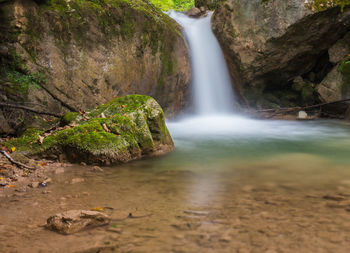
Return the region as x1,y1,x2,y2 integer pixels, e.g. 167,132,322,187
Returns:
5,128,43,151
62,112,79,125
339,56,350,81
90,94,152,117
6,95,172,164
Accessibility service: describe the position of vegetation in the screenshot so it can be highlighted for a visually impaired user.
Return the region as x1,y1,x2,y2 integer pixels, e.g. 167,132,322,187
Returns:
150,0,194,11
305,0,350,11
5,95,172,164
262,0,350,11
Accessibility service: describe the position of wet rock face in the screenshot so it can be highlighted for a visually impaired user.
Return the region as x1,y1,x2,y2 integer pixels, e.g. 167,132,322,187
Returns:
6,95,174,165
0,0,191,135
46,210,111,235
212,0,350,109
195,0,221,10
316,56,350,117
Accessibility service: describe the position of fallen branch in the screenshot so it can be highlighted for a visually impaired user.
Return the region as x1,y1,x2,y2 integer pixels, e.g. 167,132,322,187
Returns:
0,151,36,170
0,102,63,118
256,98,350,113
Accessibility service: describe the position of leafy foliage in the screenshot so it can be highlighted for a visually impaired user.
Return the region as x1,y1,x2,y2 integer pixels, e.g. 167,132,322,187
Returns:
149,0,194,11
306,0,350,11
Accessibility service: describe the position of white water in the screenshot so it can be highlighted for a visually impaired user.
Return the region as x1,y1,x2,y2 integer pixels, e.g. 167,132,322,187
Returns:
166,11,350,144
168,11,235,115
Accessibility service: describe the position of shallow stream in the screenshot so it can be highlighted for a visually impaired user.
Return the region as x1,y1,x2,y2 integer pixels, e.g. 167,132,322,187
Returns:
1,116,350,252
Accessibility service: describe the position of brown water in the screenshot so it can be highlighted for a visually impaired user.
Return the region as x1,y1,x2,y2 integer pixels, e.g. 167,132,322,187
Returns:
1,117,350,252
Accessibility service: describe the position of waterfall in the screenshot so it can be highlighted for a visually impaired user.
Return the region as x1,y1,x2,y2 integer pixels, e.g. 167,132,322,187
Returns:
168,11,235,115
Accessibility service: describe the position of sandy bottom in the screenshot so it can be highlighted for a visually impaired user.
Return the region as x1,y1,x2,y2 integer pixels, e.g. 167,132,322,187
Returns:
1,152,350,253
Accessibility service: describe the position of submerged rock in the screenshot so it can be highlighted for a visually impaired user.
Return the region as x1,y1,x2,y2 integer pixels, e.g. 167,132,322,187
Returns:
46,210,111,235
212,0,350,109
6,95,174,165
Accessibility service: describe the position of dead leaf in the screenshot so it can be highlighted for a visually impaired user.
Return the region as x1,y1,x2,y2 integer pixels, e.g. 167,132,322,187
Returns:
11,147,16,152
38,135,45,144
91,207,104,212
122,105,126,108
7,185,16,188
101,113,106,118
102,123,110,132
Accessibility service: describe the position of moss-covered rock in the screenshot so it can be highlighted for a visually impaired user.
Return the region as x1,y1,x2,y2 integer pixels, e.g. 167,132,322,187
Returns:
0,0,190,136
5,95,174,165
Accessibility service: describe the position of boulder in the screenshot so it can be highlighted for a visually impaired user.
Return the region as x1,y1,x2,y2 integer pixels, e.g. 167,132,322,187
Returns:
0,0,191,135
316,56,350,117
6,95,174,165
328,32,350,64
186,7,202,17
46,210,111,235
212,0,350,109
195,0,220,10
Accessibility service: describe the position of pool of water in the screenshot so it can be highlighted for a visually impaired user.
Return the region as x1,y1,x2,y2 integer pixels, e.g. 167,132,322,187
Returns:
1,116,350,253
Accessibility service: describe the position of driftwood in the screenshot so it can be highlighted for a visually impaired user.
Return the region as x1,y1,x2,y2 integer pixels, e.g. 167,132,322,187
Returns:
0,151,36,170
0,102,63,118
256,98,350,113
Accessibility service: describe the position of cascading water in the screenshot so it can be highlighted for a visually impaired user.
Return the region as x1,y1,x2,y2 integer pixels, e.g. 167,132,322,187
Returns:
168,11,235,115
165,11,350,145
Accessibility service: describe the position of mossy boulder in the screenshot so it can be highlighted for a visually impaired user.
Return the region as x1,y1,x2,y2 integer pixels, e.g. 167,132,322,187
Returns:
6,95,174,165
0,0,190,135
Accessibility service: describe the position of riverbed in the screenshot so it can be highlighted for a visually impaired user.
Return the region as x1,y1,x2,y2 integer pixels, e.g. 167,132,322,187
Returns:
1,116,350,253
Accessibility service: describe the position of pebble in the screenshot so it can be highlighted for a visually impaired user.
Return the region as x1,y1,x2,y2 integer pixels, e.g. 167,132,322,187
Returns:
54,168,65,174
28,182,39,188
91,166,104,172
71,178,84,184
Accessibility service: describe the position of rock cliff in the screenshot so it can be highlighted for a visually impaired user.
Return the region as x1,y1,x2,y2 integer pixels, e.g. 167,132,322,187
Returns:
212,0,350,113
0,0,191,135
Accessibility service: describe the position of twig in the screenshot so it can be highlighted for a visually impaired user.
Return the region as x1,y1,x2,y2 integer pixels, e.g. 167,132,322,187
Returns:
256,98,350,113
0,151,36,170
0,102,63,118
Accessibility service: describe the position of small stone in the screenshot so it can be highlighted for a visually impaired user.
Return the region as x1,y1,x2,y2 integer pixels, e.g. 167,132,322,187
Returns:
71,178,84,184
186,7,201,18
43,178,52,184
54,168,64,174
80,162,87,166
28,182,40,188
106,227,122,234
323,195,346,201
91,166,103,172
297,111,308,119
46,210,111,235
42,190,51,194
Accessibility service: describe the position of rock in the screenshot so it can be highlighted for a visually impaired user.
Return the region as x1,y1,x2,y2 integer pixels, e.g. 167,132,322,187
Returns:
212,0,350,108
195,0,220,10
316,56,350,116
199,6,206,13
186,7,201,17
28,182,39,188
329,32,350,64
0,0,190,135
71,178,84,184
54,168,64,174
7,95,174,165
46,210,111,235
91,166,104,172
297,111,308,120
